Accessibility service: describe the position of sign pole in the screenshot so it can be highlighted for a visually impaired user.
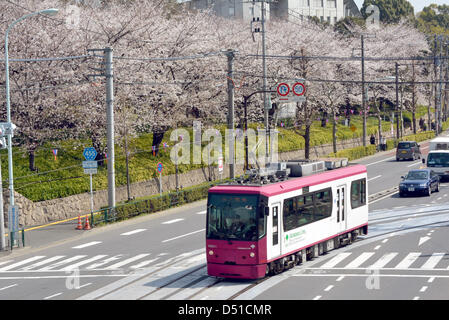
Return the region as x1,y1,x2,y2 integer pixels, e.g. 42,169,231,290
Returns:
89,173,94,215
159,172,162,198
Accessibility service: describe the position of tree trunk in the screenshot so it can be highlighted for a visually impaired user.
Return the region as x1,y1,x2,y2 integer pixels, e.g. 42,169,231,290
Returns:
29,149,36,171
332,110,337,154
304,124,311,159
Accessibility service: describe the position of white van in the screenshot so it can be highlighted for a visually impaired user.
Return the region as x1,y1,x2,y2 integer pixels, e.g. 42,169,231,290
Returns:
422,150,449,181
429,137,449,151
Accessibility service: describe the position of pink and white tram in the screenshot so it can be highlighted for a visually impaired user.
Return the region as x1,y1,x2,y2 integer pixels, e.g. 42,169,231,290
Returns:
206,164,368,279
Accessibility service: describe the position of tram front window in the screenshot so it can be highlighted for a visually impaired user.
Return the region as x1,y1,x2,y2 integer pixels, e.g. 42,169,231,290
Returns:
207,194,260,241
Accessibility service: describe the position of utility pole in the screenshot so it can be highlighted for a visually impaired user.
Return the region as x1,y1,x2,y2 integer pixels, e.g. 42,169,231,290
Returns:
438,35,443,134
226,49,235,179
261,0,270,162
251,0,271,163
0,159,4,251
88,47,115,210
361,34,367,146
432,35,438,135
395,62,400,140
105,47,115,209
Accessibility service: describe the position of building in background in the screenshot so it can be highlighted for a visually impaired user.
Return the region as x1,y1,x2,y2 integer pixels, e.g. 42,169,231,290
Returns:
186,0,361,23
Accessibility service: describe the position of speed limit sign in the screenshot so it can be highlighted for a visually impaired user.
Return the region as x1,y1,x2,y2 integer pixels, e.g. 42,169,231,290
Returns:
292,82,306,96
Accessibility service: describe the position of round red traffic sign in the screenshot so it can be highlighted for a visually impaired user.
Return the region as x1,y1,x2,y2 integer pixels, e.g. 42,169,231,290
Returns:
277,83,290,97
292,82,306,96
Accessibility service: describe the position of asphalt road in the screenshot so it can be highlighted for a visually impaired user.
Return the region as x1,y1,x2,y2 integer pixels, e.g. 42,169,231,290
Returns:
1,137,448,300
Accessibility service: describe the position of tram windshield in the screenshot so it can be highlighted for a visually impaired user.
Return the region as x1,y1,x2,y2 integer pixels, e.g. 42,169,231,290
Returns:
207,194,261,241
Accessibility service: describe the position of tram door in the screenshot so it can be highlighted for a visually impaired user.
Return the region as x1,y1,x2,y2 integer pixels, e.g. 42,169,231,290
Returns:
336,185,346,231
269,203,281,258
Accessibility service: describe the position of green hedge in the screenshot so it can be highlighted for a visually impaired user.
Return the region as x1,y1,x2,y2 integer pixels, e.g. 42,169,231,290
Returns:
327,145,377,161
96,181,218,224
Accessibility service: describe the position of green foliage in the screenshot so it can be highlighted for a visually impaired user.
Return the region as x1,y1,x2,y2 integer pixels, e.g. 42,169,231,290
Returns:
361,0,414,24
416,4,449,37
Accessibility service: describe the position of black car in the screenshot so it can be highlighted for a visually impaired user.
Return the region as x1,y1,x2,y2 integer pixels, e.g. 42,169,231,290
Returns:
399,169,439,197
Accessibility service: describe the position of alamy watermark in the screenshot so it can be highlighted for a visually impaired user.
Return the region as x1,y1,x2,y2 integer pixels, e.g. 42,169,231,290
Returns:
169,121,279,166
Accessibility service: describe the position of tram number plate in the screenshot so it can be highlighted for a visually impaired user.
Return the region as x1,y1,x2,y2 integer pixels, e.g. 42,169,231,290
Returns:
408,187,414,192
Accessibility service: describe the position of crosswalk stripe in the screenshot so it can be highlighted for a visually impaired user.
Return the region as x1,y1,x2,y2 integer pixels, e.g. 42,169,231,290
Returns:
394,252,421,269
20,256,66,271
344,252,375,268
62,255,108,271
421,253,445,269
0,256,45,271
129,258,160,269
320,252,352,268
368,252,398,269
85,255,123,270
103,254,150,270
0,260,13,267
37,255,87,271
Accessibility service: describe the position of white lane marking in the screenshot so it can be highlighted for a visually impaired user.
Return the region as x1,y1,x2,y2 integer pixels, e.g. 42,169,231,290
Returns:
103,254,150,270
20,256,66,271
395,252,421,269
0,284,17,291
320,252,352,268
382,239,389,244
407,162,422,167
428,277,435,283
365,156,395,166
413,296,420,300
313,295,322,300
162,218,184,225
421,253,445,269
120,229,147,236
38,256,87,271
368,175,382,182
368,253,398,269
162,229,205,243
420,286,428,292
324,285,334,292
344,252,375,269
0,256,45,272
196,210,207,215
43,292,62,300
61,255,108,271
72,241,102,249
374,245,381,250
79,282,92,289
336,276,345,282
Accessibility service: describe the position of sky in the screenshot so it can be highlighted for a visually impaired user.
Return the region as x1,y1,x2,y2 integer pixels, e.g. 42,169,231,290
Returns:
353,0,447,14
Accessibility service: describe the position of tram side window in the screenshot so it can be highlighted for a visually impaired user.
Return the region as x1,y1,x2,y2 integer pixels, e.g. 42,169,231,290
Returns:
282,188,332,232
315,189,331,221
351,178,367,209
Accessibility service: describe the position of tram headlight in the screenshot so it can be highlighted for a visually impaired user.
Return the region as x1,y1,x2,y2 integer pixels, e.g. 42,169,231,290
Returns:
250,252,255,258
209,250,214,256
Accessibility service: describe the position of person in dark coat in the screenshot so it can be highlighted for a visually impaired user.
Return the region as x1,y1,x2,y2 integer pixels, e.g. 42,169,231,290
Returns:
370,134,375,145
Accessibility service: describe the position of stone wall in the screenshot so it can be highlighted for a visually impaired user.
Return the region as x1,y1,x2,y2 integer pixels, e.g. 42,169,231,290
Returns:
3,133,387,228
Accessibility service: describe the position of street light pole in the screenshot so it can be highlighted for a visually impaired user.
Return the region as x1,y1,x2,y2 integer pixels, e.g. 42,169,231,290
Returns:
4,8,59,246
